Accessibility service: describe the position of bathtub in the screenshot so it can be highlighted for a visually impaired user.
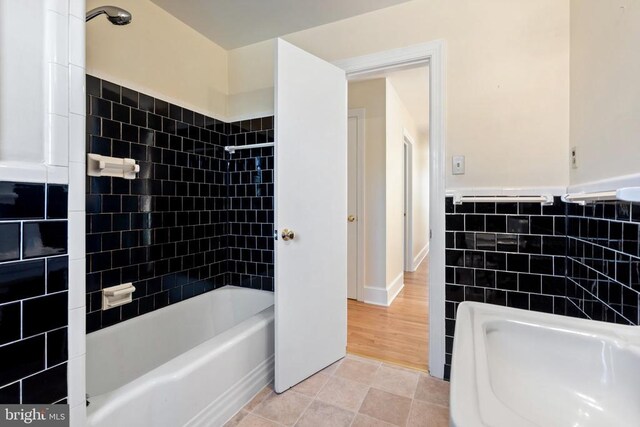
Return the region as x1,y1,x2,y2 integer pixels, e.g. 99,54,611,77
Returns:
86,286,274,427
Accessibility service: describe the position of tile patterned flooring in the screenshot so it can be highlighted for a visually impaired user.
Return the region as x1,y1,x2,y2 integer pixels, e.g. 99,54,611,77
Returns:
225,354,450,427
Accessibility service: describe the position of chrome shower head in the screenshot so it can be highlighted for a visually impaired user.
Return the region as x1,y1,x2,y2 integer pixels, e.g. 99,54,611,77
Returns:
86,6,132,25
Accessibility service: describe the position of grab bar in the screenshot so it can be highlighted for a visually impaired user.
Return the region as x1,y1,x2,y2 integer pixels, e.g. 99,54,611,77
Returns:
453,194,554,205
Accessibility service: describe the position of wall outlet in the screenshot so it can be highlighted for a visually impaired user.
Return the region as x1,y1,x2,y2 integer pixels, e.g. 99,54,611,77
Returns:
452,155,465,175
570,146,578,169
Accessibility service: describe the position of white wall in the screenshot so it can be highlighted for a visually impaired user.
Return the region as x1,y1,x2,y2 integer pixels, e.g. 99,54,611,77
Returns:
0,1,46,164
86,0,229,120
570,0,640,186
348,79,387,297
228,0,570,190
385,81,411,285
385,80,429,279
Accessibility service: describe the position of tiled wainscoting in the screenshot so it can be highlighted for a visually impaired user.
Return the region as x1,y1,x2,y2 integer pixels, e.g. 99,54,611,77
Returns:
444,196,640,379
0,182,69,404
566,201,640,324
85,76,275,332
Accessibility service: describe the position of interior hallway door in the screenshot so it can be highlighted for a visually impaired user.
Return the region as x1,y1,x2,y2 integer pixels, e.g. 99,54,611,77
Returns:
274,39,348,393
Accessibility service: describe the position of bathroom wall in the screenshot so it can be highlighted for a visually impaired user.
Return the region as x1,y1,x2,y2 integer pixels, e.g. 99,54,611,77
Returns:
86,0,228,120
0,183,69,404
226,120,275,291
570,0,640,186
444,197,568,379
0,0,85,421
566,201,640,325
228,0,570,190
85,76,274,332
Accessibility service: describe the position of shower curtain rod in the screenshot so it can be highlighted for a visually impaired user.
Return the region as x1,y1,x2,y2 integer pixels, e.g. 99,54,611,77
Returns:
224,142,275,154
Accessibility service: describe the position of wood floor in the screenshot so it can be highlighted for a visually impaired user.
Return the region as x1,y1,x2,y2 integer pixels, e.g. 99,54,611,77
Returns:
347,259,429,371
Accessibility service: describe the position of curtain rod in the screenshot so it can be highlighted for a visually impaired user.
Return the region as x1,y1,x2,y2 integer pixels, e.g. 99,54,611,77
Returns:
224,142,274,154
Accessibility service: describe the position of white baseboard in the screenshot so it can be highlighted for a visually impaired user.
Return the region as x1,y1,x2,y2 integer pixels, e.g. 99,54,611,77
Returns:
387,273,404,305
363,273,404,307
412,244,429,271
187,355,274,427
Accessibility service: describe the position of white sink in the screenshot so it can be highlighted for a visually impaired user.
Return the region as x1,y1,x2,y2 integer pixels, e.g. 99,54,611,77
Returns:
450,302,640,427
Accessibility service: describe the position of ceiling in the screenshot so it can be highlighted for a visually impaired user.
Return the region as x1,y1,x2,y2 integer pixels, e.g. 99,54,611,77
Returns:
150,0,412,50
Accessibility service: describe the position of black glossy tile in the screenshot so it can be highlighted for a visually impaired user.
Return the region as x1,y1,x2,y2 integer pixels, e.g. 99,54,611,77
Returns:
23,292,67,337
507,216,529,234
47,184,68,219
0,222,20,262
47,256,68,293
23,221,68,258
0,334,45,386
0,182,45,219
22,363,67,404
47,327,68,367
0,302,20,345
0,260,45,304
102,80,121,103
0,381,20,404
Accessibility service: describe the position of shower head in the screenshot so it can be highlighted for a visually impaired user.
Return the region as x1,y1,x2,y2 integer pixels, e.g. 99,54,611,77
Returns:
86,6,132,25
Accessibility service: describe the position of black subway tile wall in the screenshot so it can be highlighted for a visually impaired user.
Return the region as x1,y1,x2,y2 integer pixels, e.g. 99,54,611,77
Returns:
0,182,68,404
445,196,640,379
566,202,640,325
444,197,567,379
86,75,274,332
226,118,275,291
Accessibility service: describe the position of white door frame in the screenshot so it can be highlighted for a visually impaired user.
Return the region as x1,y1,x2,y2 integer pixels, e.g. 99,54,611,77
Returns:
403,130,415,272
348,108,366,301
335,40,446,379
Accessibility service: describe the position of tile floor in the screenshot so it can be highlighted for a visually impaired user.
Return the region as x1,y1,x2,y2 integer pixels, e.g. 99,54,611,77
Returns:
225,354,450,427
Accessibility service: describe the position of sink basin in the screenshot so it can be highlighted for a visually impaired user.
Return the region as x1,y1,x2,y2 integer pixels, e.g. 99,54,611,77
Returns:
450,302,640,427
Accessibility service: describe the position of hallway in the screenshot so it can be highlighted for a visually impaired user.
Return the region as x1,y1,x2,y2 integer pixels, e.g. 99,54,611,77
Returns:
347,259,429,371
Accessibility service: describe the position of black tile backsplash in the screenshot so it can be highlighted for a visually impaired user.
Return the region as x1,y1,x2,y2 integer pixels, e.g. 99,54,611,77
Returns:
445,197,568,379
0,182,68,404
566,201,640,325
445,196,640,380
86,75,274,332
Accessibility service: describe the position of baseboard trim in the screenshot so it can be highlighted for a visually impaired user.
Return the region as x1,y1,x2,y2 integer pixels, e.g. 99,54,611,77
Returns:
364,273,404,307
412,244,429,271
187,355,274,427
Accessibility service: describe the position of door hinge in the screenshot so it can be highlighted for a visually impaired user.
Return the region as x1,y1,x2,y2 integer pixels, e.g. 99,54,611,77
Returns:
430,229,432,239
274,230,278,240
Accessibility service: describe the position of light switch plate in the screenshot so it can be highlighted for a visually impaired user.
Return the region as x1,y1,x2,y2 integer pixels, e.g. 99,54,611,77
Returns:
452,155,465,175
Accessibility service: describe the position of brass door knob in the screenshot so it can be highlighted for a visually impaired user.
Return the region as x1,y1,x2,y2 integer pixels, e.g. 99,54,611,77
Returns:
281,229,295,241
348,215,356,222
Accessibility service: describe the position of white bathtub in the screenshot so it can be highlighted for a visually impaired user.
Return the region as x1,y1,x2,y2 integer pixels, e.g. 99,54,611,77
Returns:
86,286,274,427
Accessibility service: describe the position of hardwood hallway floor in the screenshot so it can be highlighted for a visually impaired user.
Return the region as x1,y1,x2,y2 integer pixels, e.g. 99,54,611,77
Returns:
347,259,429,371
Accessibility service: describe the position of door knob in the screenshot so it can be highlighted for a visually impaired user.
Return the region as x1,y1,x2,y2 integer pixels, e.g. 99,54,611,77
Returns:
281,229,295,241
348,215,356,223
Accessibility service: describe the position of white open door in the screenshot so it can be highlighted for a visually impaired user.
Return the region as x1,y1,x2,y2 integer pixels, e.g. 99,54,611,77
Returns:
274,39,347,393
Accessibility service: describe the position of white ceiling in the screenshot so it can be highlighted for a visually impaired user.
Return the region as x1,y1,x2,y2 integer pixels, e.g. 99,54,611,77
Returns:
150,0,412,49
387,66,430,138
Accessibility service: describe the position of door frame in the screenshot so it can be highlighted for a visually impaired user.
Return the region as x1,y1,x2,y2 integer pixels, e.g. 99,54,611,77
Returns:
335,40,446,379
348,108,366,301
403,130,415,272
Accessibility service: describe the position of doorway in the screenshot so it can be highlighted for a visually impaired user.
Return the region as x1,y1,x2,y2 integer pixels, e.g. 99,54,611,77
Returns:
345,65,431,371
